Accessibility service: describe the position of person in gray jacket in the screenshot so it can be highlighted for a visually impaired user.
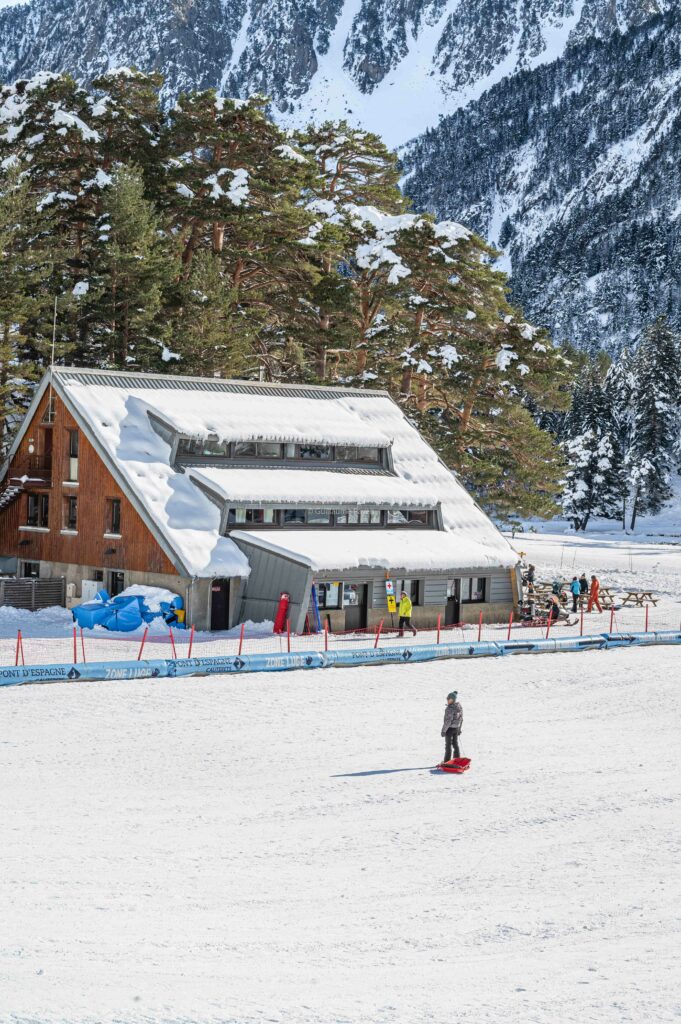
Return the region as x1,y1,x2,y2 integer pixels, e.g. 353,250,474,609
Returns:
441,690,463,762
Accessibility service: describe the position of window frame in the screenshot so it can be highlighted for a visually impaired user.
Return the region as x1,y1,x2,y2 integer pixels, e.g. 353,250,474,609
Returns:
63,495,78,531
26,492,49,528
460,576,488,603
107,498,122,536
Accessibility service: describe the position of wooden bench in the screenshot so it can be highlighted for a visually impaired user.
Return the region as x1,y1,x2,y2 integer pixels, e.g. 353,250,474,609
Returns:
620,590,659,607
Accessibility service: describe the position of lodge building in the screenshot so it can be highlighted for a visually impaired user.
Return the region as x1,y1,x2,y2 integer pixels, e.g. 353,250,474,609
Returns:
0,368,521,631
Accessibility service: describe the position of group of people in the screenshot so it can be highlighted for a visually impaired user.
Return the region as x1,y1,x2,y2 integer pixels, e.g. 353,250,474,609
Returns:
522,564,603,623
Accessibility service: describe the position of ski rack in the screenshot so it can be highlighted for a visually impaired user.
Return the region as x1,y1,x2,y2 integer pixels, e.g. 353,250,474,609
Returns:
1,630,680,688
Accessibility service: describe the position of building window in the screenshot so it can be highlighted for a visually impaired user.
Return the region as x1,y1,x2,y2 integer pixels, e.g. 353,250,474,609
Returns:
227,507,275,525
21,561,40,578
307,509,332,525
107,498,122,535
63,496,78,531
396,579,421,605
67,430,79,481
358,509,382,525
317,582,341,609
41,396,56,424
92,570,104,582
335,509,360,525
461,577,487,603
387,509,409,525
108,570,125,597
298,444,332,461
177,437,230,458
283,509,306,524
26,493,49,528
234,441,283,459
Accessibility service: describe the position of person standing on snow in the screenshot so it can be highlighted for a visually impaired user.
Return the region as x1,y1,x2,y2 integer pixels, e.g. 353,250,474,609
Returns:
441,691,463,762
579,573,589,595
398,590,417,637
587,574,602,613
569,576,581,613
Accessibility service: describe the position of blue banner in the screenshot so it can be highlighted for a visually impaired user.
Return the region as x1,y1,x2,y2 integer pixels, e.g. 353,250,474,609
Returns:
1,631,679,689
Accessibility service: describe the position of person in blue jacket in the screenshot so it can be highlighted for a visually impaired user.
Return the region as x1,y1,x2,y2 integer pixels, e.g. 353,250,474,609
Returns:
569,576,581,613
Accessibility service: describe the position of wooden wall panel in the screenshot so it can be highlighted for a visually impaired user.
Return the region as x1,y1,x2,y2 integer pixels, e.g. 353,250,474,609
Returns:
0,389,178,577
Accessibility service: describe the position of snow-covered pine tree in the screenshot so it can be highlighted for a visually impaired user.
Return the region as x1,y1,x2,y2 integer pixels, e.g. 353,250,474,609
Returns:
561,367,625,531
294,121,407,379
163,92,316,379
0,72,107,365
83,165,177,369
90,68,165,185
0,167,41,455
625,317,681,529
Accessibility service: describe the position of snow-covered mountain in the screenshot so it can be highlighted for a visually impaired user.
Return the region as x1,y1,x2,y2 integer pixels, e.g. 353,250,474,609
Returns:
402,8,681,353
0,0,670,147
0,0,678,350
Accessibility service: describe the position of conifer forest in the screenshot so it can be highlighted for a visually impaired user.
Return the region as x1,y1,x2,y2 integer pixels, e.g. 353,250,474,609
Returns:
1,70,680,524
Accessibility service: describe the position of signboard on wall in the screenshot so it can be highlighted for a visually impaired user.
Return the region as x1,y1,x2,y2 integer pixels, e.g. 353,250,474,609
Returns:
385,579,397,613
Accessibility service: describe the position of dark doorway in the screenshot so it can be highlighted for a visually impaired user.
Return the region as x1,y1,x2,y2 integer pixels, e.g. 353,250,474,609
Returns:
210,578,231,631
445,580,460,625
108,570,125,597
344,583,368,631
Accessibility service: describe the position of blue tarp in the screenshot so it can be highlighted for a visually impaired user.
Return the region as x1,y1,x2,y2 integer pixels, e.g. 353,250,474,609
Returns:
72,590,184,633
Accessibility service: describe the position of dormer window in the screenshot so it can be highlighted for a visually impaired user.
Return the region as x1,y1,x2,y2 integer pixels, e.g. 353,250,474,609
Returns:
174,436,389,470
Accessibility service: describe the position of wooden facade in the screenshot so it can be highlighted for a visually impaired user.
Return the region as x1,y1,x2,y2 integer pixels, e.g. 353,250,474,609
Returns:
0,389,177,579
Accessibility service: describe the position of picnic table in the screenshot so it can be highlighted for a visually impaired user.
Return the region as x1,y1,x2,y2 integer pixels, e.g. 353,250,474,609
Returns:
620,590,659,607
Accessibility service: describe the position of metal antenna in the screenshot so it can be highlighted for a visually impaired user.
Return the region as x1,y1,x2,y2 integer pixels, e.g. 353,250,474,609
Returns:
47,294,57,421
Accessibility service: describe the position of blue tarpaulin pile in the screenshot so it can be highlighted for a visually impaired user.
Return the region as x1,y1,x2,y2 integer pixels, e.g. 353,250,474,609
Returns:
72,590,185,632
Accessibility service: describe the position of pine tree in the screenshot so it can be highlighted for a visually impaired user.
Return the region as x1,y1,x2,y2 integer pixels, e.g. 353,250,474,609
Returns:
172,251,252,378
85,165,176,369
0,168,41,455
294,121,408,379
625,317,681,529
561,367,625,530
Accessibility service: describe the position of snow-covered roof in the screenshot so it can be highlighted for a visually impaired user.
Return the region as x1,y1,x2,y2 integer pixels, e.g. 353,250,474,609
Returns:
188,466,436,508
231,530,512,573
41,367,517,577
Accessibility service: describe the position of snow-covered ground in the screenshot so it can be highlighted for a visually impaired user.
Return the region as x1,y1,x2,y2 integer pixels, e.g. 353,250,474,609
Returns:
1,642,680,1023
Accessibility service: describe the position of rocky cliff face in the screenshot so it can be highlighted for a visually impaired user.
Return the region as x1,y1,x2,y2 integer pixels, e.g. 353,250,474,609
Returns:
402,9,681,352
0,0,678,350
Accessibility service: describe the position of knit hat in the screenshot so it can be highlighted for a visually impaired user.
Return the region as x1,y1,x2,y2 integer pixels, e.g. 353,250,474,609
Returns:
447,691,458,701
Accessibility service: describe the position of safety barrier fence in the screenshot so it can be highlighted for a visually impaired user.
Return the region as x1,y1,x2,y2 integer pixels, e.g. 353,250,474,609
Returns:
1,601,680,670
1,628,680,689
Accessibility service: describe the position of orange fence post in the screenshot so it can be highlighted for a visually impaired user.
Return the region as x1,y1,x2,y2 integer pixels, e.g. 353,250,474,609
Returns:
73,626,78,664
580,607,584,636
477,611,483,643
437,613,441,645
545,613,552,641
645,604,649,633
324,620,328,652
238,622,245,656
80,627,86,664
137,627,148,661
374,619,384,649
15,629,25,667
169,627,177,660
188,624,195,659
609,608,615,634
506,610,513,641
287,620,291,653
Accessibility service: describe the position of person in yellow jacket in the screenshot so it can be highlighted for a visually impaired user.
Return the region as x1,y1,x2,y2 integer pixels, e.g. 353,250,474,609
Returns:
398,590,417,637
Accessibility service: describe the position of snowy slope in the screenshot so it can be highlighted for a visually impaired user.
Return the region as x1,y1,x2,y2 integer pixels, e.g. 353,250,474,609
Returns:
1,644,680,1022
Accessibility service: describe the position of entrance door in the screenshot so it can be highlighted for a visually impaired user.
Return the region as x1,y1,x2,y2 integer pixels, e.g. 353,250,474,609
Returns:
343,583,368,631
210,578,231,631
445,579,460,625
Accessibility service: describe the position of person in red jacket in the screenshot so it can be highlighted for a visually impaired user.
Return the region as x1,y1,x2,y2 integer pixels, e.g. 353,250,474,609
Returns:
587,574,602,613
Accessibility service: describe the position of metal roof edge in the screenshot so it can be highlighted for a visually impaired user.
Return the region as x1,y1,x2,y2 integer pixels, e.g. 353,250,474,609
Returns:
52,365,392,400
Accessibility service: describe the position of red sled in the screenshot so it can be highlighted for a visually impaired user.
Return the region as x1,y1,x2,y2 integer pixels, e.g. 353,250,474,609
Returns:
438,757,471,774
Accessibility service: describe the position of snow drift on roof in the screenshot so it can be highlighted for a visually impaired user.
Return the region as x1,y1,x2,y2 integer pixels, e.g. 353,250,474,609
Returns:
188,466,436,508
145,389,391,447
231,529,511,573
